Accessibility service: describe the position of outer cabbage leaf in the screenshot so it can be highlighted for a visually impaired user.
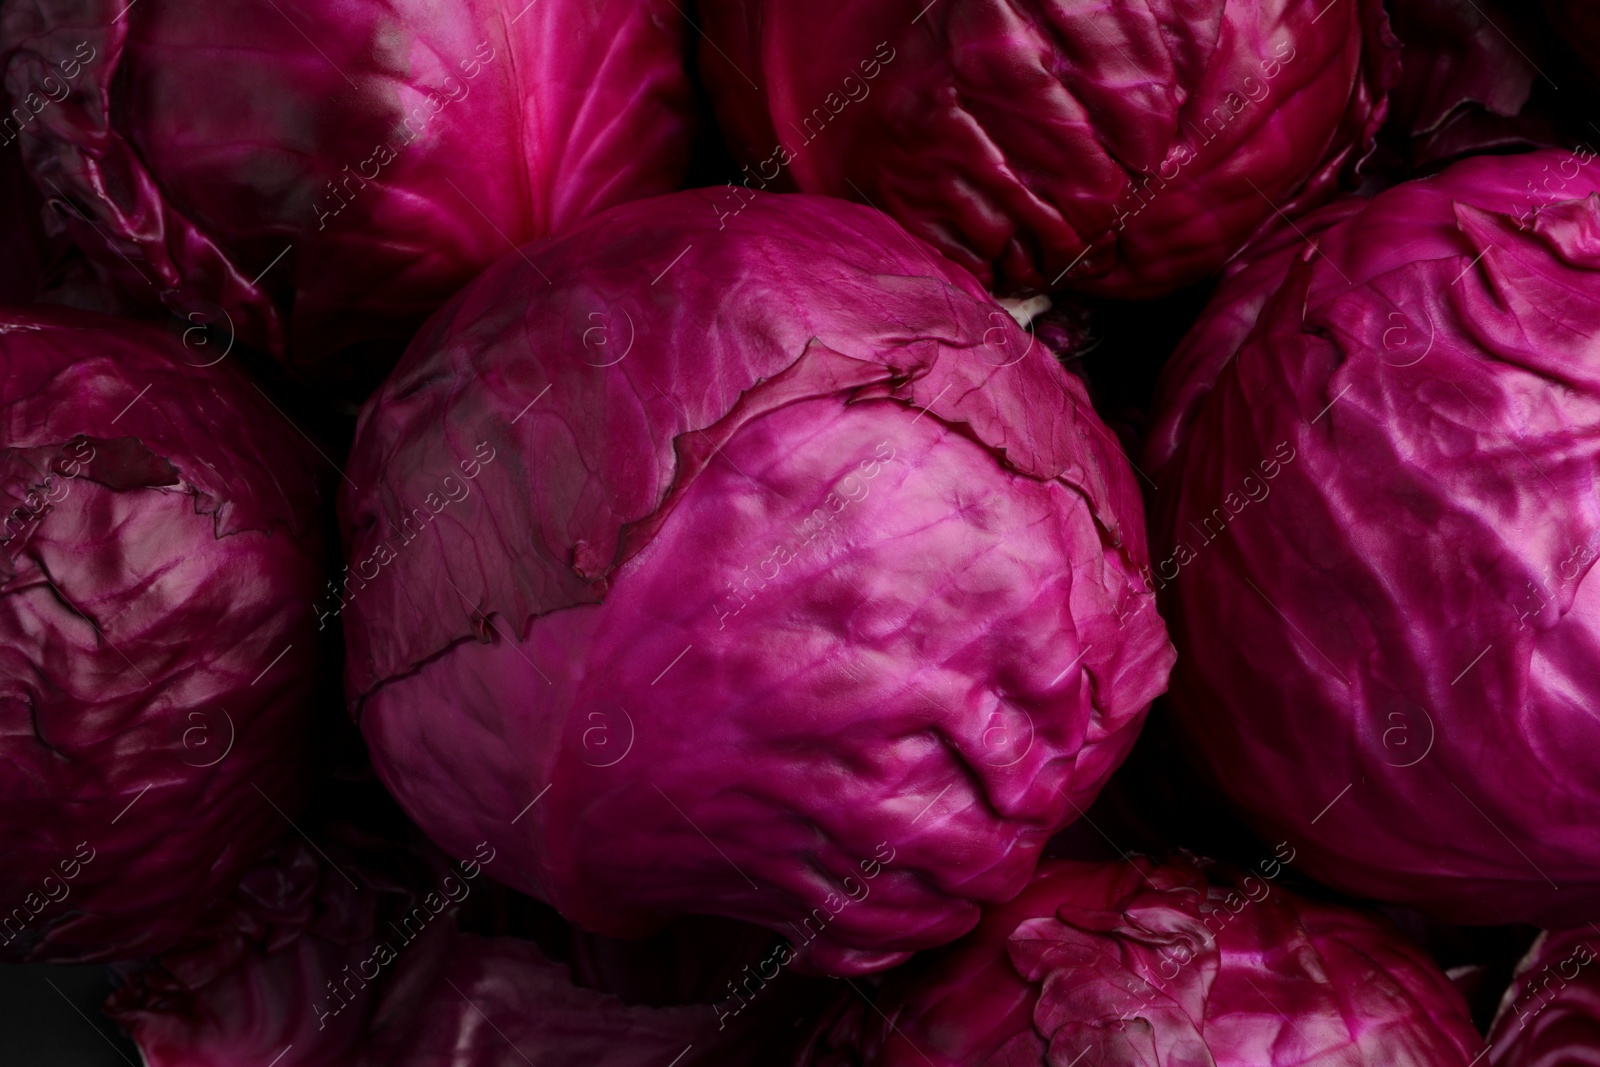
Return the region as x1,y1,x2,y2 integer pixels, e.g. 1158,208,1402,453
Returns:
1373,0,1554,179
0,304,331,962
339,189,1174,976
0,0,696,391
1486,925,1600,1066
1147,149,1600,926
800,855,1485,1067
697,0,1399,299
106,837,389,1067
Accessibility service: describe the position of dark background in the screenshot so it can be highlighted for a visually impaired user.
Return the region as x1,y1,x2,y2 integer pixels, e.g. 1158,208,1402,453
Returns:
0,966,140,1064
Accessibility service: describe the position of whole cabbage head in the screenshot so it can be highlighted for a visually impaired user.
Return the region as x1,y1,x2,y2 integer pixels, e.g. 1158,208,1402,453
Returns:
1147,148,1600,927
339,188,1174,977
1486,925,1600,1065
0,304,330,962
697,0,1398,299
798,853,1486,1066
0,0,696,392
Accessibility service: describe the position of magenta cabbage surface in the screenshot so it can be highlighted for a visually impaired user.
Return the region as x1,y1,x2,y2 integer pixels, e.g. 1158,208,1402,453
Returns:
697,0,1398,299
339,189,1173,976
799,855,1485,1066
108,836,810,1067
0,0,695,389
0,305,329,962
1147,149,1600,927
1486,926,1600,1066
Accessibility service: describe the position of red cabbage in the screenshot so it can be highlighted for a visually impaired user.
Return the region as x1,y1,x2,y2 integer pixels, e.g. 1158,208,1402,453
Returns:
698,0,1399,298
1486,925,1600,1065
799,854,1486,1066
339,188,1173,976
108,835,819,1067
0,304,330,961
1148,149,1600,927
0,0,697,390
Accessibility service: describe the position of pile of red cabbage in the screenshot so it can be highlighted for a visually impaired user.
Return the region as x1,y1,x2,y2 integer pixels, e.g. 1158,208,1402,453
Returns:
4,0,1600,1060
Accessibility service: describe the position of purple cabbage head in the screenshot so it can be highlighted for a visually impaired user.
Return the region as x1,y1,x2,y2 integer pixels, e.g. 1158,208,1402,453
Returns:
0,0,697,390
0,304,330,961
1486,925,1600,1065
338,188,1173,976
1147,148,1600,927
697,0,1399,299
799,854,1486,1066
107,837,383,1067
107,834,821,1067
